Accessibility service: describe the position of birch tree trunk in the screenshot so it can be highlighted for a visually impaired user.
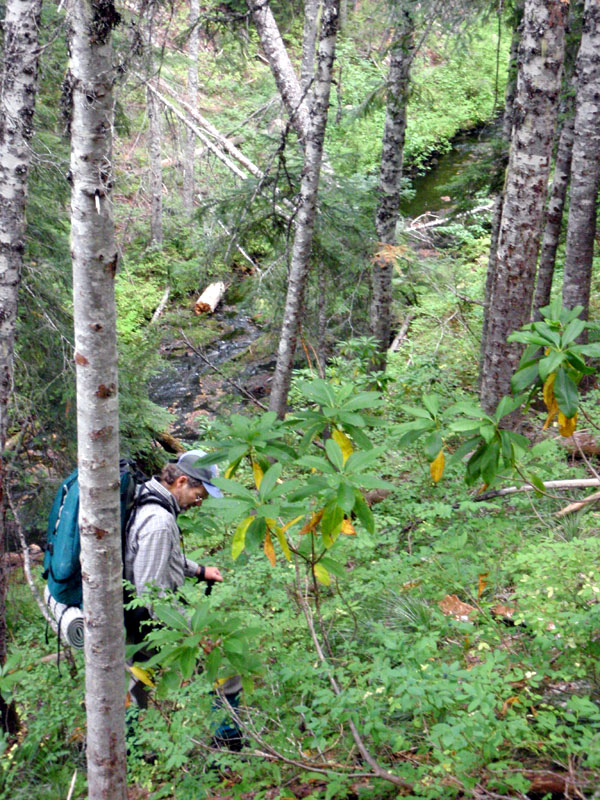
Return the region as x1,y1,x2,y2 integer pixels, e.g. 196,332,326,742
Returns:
0,0,42,733
247,0,311,142
300,0,321,93
269,0,339,418
532,92,575,317
147,85,163,244
369,0,414,372
183,0,199,214
69,0,126,796
562,0,600,324
533,1,581,319
479,5,522,374
479,0,566,415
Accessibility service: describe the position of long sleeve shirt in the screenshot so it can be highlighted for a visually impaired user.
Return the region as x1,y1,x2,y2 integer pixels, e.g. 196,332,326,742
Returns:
124,477,199,599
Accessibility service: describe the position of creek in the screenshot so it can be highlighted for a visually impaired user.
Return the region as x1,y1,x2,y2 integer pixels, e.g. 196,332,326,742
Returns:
149,123,498,440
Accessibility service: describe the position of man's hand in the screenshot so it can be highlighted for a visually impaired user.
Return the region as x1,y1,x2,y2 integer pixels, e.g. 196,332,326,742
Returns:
200,566,223,582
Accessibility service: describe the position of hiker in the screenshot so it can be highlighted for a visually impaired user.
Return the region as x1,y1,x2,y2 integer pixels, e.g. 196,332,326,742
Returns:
123,449,225,707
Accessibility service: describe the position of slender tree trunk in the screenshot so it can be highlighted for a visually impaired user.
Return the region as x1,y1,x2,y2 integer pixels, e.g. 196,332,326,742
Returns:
269,0,339,418
562,0,600,324
532,93,575,317
480,4,522,373
183,0,199,214
0,0,42,733
533,1,581,319
247,0,311,141
300,0,321,93
369,0,414,372
69,0,127,796
147,85,163,244
480,0,566,415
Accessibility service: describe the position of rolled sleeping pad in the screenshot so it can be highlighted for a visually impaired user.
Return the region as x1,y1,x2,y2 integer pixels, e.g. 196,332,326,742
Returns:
44,586,85,649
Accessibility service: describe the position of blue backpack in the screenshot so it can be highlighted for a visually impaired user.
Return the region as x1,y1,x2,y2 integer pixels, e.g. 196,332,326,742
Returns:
43,461,171,608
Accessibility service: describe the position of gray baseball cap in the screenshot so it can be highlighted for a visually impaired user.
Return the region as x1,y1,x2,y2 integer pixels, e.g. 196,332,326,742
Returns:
177,449,223,498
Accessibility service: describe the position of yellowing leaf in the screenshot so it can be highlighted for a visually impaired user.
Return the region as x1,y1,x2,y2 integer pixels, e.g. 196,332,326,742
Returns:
313,563,331,586
543,373,556,411
331,428,353,464
128,665,155,688
477,572,489,600
299,509,323,535
341,518,356,535
542,403,558,430
558,411,577,437
264,530,276,566
280,515,303,534
252,459,264,489
429,449,445,483
275,528,291,561
232,516,253,560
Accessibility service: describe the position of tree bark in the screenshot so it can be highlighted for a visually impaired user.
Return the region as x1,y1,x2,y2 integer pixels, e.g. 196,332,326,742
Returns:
562,0,600,325
247,0,311,142
0,0,42,733
269,0,339,418
69,0,127,796
479,0,566,415
183,0,199,214
369,0,414,372
480,4,522,374
300,0,321,94
533,2,581,319
147,84,163,244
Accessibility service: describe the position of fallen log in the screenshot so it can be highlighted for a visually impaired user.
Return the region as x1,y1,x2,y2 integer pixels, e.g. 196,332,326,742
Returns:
389,313,414,352
194,281,226,314
475,478,600,501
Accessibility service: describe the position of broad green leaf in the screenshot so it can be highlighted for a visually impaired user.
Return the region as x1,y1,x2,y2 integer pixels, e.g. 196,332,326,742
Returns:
245,517,267,552
479,423,496,443
259,462,283,500
321,501,344,547
154,606,188,631
424,430,443,462
554,368,578,418
190,605,209,634
325,438,344,471
527,472,546,496
494,394,523,421
532,321,561,347
211,478,257,502
561,318,586,347
296,455,336,474
344,446,384,473
422,394,440,417
480,440,500,485
337,482,356,513
232,516,253,560
538,351,565,382
353,490,374,534
205,648,222,683
343,423,374,450
510,362,539,394
180,647,197,680
400,405,434,420
445,436,482,467
448,419,480,433
342,392,383,411
319,557,347,580
573,342,600,358
313,563,331,586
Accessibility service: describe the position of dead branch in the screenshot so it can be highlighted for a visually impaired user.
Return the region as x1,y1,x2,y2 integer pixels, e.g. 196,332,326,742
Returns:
389,313,414,352
475,478,600,501
555,490,600,518
150,285,170,324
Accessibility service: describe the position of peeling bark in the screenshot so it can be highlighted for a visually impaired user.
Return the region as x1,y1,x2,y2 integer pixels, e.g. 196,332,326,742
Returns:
562,0,600,326
269,0,339,418
69,0,126,795
247,0,311,142
0,0,42,722
480,0,566,415
369,0,414,372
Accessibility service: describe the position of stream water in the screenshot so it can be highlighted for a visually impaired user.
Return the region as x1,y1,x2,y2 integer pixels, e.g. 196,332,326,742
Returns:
149,123,498,440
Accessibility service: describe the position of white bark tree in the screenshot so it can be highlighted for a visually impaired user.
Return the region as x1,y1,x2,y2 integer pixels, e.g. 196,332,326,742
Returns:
0,0,42,734
69,0,127,795
183,0,199,214
247,0,311,142
369,0,415,371
269,0,340,417
480,0,567,414
562,0,600,325
146,13,163,245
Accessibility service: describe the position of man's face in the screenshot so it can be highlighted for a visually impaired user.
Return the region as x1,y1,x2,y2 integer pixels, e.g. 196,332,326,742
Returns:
175,480,209,510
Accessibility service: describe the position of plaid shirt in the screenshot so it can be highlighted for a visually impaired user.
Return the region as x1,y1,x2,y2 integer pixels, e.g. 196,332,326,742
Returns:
124,477,200,599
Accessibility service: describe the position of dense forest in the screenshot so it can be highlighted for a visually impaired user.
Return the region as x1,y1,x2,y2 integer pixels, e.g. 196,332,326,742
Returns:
1,0,600,798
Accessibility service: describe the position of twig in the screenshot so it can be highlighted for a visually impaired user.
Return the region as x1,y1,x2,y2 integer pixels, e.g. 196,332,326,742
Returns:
179,330,268,410
66,769,77,800
474,478,600,501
